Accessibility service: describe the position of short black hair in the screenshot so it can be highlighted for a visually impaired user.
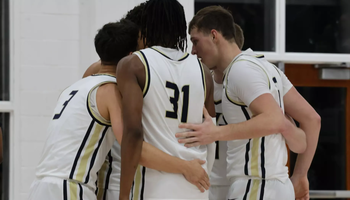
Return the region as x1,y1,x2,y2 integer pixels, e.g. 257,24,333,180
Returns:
140,0,187,51
189,6,236,42
94,19,139,65
125,2,146,28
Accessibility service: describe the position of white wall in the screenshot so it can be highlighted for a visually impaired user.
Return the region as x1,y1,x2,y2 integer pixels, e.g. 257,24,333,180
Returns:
11,0,195,199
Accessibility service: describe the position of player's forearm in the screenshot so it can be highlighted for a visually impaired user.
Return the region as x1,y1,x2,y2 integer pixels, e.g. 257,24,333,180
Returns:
217,112,285,141
282,119,307,154
139,142,188,174
292,116,321,177
119,129,143,198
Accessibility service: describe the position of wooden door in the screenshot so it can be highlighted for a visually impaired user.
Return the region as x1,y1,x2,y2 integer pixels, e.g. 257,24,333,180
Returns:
285,64,350,198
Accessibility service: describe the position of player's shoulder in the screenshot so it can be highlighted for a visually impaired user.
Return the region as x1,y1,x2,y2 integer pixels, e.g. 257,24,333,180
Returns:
98,82,120,105
118,53,144,72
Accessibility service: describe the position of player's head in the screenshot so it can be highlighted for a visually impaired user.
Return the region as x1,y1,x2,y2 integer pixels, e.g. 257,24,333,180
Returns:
234,23,244,49
125,2,145,28
140,0,187,51
189,6,236,68
94,19,139,66
124,2,146,50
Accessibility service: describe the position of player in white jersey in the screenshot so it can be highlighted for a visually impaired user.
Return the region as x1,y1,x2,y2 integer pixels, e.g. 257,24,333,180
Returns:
177,6,321,200
209,23,245,200
28,20,139,200
82,4,210,200
117,1,216,200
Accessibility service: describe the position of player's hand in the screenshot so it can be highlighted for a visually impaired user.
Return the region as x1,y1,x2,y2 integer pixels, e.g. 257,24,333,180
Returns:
290,175,309,200
176,107,218,147
182,159,210,192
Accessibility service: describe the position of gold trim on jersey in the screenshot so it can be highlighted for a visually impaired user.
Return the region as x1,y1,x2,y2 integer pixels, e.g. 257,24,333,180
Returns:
91,73,116,78
133,165,142,200
87,81,116,126
96,159,109,199
69,181,78,200
76,123,104,181
224,64,246,106
250,138,260,177
214,99,222,105
134,51,151,97
249,179,260,200
224,57,271,106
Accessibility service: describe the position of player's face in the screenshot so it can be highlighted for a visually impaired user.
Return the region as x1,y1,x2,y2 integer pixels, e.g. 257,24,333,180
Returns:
190,28,218,69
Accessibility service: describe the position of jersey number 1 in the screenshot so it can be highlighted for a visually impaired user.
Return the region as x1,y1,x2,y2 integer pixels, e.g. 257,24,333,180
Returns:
165,81,189,123
53,90,78,120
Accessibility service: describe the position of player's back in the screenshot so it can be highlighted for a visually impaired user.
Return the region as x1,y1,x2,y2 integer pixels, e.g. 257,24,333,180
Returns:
222,49,289,183
132,46,208,199
35,74,116,191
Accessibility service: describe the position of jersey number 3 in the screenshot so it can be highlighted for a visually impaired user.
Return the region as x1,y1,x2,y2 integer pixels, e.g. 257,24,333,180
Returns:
53,90,78,120
165,81,189,123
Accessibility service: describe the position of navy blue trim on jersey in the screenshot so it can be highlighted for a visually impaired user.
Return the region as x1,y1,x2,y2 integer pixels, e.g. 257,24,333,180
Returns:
84,126,109,184
69,120,95,179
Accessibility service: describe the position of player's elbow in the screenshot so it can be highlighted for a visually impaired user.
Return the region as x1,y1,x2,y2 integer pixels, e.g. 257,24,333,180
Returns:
293,139,307,154
299,111,321,133
123,127,143,143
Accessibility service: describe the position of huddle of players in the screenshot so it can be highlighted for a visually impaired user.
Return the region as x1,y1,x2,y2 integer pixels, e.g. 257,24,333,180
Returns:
28,0,320,200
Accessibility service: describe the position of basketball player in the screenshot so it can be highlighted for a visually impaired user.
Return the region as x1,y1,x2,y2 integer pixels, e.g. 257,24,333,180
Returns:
176,6,320,200
209,23,244,200
82,2,146,78
117,0,216,200
27,20,139,200
82,3,210,200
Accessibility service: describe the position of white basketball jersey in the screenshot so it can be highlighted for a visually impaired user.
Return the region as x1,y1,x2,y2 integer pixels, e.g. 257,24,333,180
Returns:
222,49,292,183
36,74,116,191
132,46,208,200
210,78,230,186
96,140,121,199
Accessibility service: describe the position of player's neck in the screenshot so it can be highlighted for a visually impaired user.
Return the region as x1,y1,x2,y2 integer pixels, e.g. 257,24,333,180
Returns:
216,42,241,74
213,69,224,84
98,65,116,77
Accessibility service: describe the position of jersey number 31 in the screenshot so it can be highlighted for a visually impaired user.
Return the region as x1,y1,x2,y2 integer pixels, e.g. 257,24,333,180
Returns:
165,81,189,123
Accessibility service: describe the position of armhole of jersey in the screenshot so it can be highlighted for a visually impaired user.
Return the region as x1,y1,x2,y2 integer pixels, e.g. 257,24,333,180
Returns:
134,51,151,97
197,59,206,99
224,64,247,107
86,81,116,126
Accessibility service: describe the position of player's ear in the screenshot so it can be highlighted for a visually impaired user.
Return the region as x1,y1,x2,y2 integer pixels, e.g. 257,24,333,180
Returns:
128,52,133,55
210,29,218,41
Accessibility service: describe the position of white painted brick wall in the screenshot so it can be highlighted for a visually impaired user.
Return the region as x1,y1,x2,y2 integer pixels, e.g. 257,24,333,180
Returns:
12,0,195,199
16,0,81,199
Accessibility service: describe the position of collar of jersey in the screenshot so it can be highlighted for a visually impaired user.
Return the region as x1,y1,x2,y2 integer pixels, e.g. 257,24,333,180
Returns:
150,46,189,61
91,73,116,78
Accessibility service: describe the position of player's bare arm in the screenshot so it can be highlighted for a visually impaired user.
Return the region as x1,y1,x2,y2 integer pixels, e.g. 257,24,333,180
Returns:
284,87,321,200
282,113,307,154
177,92,288,146
117,55,145,200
